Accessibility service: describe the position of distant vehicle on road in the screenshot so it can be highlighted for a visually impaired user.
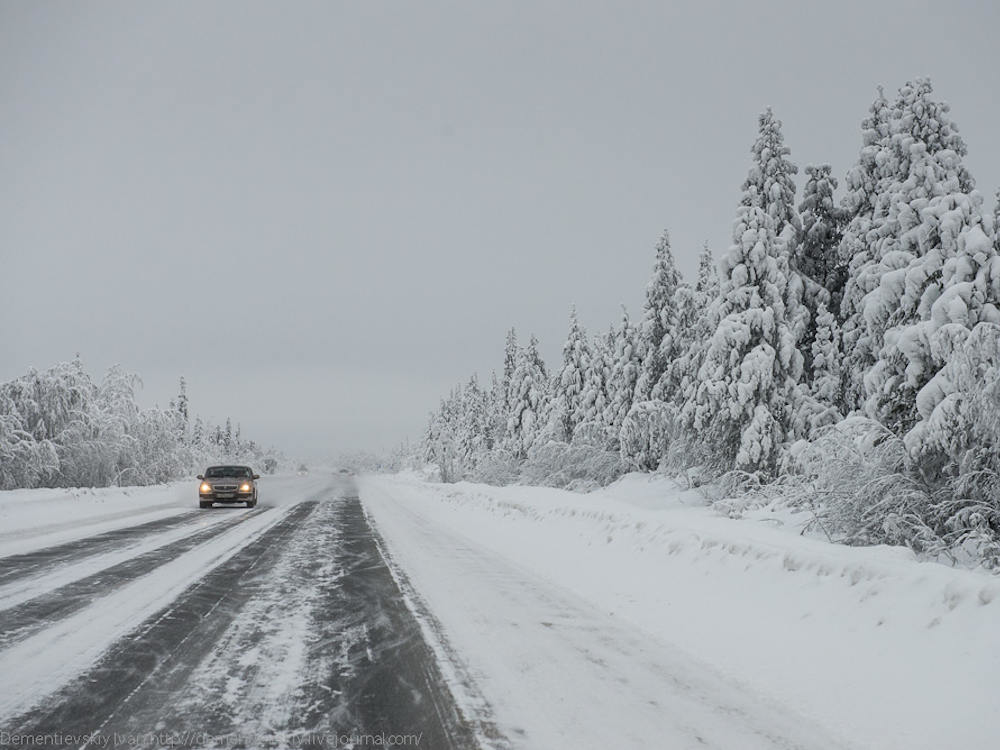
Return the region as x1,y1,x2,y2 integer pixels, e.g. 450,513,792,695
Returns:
297,463,309,476
197,465,260,509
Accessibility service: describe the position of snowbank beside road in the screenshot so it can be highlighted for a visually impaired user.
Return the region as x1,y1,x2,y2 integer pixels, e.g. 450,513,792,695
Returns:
361,472,1000,750
0,483,192,556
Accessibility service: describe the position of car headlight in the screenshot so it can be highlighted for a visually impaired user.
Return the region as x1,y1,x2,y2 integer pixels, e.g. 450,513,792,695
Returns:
200,482,212,493
240,482,251,492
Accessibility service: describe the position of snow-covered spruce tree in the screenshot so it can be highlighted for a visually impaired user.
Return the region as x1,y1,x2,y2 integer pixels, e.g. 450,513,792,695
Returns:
741,108,808,352
492,328,518,445
654,243,719,407
572,326,614,445
174,376,190,437
810,300,843,410
504,336,550,459
797,164,848,307
995,188,1000,249
551,307,592,441
839,87,894,410
841,79,973,421
602,308,640,439
621,231,688,470
899,205,1000,468
486,371,505,449
424,394,458,481
685,149,805,477
633,229,681,403
895,320,1000,564
501,328,518,399
448,375,492,473
796,164,847,382
789,299,845,437
696,241,720,298
856,79,979,434
424,379,494,482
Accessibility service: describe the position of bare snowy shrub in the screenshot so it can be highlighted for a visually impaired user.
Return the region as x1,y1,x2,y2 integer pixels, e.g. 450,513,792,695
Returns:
619,400,677,471
519,439,626,491
469,448,521,486
782,417,939,550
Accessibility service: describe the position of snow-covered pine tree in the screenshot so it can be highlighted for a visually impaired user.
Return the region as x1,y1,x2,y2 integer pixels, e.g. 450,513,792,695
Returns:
634,230,681,403
176,376,189,431
485,371,502,451
696,241,720,299
192,416,205,447
798,164,848,304
685,137,805,476
839,87,894,410
741,108,808,352
552,307,592,441
504,336,550,459
810,300,843,410
796,164,847,382
894,197,1000,472
455,374,492,471
841,79,973,423
494,328,519,445
424,395,458,481
574,326,613,440
857,79,978,434
789,298,845,438
502,328,518,400
994,189,1000,251
602,308,640,437
654,243,719,406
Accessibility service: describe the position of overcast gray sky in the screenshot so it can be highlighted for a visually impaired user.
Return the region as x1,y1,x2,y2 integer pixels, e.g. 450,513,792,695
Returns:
2,1,998,460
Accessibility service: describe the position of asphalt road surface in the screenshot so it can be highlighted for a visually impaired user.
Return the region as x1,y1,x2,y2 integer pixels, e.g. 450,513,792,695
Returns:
0,477,481,749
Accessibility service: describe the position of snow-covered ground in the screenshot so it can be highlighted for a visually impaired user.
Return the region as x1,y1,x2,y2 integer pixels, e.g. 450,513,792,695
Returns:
0,482,193,556
360,472,1000,750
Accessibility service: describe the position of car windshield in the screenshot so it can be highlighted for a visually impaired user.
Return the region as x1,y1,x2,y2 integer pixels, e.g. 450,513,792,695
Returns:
205,466,251,478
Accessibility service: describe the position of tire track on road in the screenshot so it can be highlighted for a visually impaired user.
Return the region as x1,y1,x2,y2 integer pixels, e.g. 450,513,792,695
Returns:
6,486,483,749
0,507,271,649
0,510,205,586
5,500,320,741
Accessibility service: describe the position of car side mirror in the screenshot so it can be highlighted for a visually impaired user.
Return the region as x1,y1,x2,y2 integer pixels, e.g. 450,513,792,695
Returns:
252,474,260,480
197,475,204,480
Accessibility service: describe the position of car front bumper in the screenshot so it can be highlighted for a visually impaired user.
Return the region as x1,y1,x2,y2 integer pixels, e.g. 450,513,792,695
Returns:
200,491,254,501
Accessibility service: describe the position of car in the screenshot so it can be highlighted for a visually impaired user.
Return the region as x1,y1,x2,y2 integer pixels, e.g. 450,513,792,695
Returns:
197,465,260,508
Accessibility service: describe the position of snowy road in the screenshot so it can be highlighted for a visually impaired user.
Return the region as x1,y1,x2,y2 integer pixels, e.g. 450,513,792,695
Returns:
0,475,477,749
6,472,995,750
361,477,853,750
